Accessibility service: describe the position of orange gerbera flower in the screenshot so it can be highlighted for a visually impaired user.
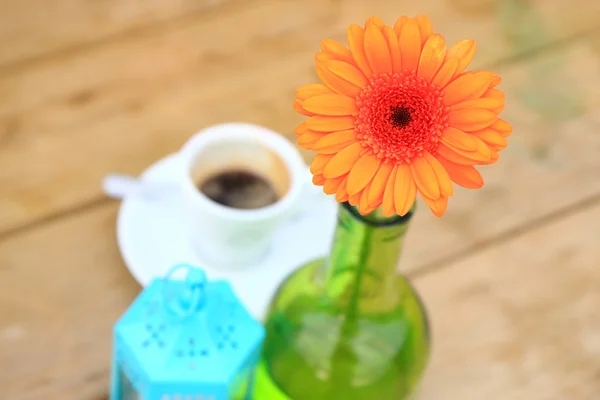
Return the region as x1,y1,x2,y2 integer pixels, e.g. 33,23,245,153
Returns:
293,15,512,217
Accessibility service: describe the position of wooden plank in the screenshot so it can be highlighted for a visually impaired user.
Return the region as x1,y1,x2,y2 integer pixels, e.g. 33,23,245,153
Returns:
3,23,600,275
1,183,598,399
0,204,138,400
416,202,600,400
0,0,255,68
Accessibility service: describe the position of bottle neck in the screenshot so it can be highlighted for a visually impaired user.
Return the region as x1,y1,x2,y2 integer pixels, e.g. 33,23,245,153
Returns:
319,203,413,314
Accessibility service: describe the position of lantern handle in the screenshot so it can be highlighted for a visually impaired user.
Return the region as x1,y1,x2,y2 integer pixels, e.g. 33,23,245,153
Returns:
162,263,207,318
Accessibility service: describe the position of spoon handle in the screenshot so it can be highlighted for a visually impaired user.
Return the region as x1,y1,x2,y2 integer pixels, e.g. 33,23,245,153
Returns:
103,174,177,200
103,174,143,199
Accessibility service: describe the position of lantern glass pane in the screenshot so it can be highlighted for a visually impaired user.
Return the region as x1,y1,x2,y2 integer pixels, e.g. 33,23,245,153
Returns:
119,366,141,400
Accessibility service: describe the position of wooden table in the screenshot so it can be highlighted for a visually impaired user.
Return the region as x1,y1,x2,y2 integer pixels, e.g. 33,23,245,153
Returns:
1,0,600,399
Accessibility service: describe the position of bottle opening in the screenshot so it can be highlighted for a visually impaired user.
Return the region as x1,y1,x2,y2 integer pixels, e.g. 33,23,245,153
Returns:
342,202,415,227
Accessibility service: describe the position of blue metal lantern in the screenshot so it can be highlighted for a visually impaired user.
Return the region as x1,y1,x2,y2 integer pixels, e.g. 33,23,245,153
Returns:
109,264,265,400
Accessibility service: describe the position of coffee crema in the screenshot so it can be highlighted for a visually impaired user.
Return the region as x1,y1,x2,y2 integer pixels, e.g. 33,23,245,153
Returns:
198,169,280,210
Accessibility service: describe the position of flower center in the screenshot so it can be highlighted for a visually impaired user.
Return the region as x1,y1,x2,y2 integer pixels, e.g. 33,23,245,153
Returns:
390,106,412,129
354,72,448,164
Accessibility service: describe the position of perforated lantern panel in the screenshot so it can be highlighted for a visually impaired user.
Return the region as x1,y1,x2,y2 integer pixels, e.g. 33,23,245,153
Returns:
110,265,265,400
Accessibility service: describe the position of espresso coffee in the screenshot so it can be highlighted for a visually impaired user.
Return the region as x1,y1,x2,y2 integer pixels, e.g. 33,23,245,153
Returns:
198,169,280,209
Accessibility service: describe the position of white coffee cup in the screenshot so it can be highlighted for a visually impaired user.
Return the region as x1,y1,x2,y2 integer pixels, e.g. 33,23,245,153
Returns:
177,122,313,268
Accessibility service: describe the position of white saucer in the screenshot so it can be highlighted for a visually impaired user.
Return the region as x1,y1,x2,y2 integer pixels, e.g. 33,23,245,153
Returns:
116,154,338,321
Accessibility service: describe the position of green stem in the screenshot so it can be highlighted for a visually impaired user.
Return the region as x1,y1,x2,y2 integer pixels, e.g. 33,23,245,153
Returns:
343,223,374,331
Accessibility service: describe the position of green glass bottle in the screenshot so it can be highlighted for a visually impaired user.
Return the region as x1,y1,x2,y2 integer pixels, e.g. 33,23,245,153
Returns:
251,203,430,400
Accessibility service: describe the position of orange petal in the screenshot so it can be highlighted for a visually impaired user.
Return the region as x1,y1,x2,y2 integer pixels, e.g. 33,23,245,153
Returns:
398,20,422,72
325,60,368,88
312,174,325,186
347,24,373,78
393,16,410,37
491,118,513,137
317,51,335,64
306,115,354,132
303,94,357,116
446,39,476,78
336,175,349,202
443,72,492,106
483,87,505,100
316,64,363,98
337,193,349,202
491,142,507,152
440,136,492,162
320,38,355,65
358,182,372,214
347,153,382,195
421,194,448,217
364,22,393,74
470,128,508,149
348,192,360,206
479,147,500,165
413,15,433,45
298,129,324,145
436,144,478,165
310,154,334,175
436,157,484,189
423,151,453,197
365,16,385,29
450,97,504,112
323,142,363,178
448,108,498,131
315,51,334,64
382,26,402,73
418,34,446,82
410,155,440,199
368,162,394,205
313,129,357,154
382,165,399,216
432,56,458,87
323,175,346,195
394,164,417,216
491,104,505,114
294,123,326,138
298,135,318,150
359,204,378,216
490,73,502,87
296,83,334,102
294,122,309,136
293,101,314,116
441,127,478,151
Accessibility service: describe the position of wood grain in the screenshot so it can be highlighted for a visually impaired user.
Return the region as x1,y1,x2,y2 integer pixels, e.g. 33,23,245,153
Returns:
0,203,138,400
417,201,600,400
0,0,254,69
1,190,598,399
